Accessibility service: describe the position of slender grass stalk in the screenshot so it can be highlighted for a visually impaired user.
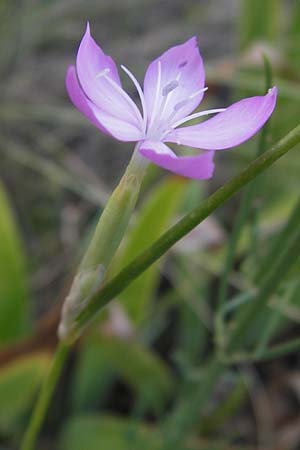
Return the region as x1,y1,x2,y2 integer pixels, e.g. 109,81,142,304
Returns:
76,123,300,334
226,336,300,364
255,279,300,356
229,224,300,351
254,196,300,283
246,337,300,362
20,342,70,450
216,56,272,313
161,358,225,448
215,186,255,317
247,55,273,261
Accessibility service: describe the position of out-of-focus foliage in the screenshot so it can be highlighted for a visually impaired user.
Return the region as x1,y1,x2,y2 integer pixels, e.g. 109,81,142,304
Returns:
240,0,280,49
71,335,174,414
0,354,51,435
59,415,162,450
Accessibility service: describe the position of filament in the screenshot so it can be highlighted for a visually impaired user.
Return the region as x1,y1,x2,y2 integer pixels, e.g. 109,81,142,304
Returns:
121,64,148,133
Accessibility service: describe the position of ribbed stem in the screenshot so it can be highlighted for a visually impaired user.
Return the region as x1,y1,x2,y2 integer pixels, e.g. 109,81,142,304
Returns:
59,145,147,341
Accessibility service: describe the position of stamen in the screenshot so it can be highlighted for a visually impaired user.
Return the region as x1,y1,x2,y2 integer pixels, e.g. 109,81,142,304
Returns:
95,68,110,79
162,80,179,97
103,72,144,129
175,71,182,81
159,79,180,119
174,87,208,112
148,60,162,129
121,64,147,132
189,86,208,99
171,108,226,129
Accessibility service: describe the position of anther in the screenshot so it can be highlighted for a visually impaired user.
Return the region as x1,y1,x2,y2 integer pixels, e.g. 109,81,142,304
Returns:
178,60,187,68
162,80,179,97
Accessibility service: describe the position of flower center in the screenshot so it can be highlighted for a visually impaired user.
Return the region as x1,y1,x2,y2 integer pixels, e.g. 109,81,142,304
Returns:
101,62,227,143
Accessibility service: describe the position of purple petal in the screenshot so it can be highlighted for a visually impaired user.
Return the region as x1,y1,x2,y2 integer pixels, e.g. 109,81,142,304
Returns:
167,87,277,150
76,23,143,130
143,37,205,126
66,65,142,141
90,104,143,141
139,140,215,179
66,65,107,132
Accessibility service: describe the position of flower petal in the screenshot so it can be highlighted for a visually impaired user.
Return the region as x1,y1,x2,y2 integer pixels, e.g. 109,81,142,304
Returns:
90,104,143,141
66,65,142,141
76,23,143,130
139,140,215,179
143,37,205,126
66,65,107,132
167,87,277,150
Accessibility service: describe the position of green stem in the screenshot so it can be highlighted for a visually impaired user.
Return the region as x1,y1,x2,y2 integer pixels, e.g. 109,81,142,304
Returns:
20,342,70,450
75,123,300,333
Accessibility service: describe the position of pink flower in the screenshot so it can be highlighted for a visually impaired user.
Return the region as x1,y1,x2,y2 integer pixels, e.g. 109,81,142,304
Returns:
66,23,277,179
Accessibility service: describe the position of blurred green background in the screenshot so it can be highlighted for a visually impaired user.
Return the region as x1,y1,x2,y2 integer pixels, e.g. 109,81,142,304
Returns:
1,0,300,449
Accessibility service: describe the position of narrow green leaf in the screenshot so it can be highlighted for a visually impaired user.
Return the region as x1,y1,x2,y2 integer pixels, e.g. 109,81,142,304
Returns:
216,55,273,312
0,180,31,344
